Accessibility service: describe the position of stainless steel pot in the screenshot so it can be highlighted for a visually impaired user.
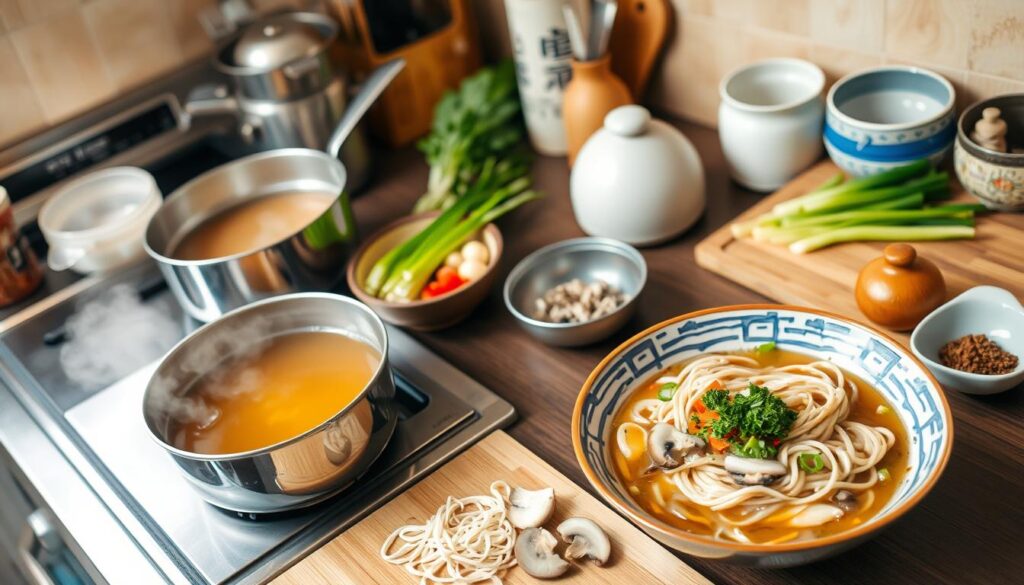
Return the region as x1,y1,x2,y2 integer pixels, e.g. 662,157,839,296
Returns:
145,59,403,323
142,293,397,513
186,12,371,191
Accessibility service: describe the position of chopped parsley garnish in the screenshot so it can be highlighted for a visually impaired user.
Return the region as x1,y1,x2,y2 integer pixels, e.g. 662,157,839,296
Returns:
656,382,679,401
697,383,797,458
798,452,825,473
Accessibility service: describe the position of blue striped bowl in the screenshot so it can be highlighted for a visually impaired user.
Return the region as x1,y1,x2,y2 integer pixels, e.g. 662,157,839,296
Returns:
572,305,953,567
824,66,956,176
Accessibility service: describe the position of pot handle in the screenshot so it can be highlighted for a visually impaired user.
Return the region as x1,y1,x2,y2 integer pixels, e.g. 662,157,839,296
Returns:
184,83,239,119
325,58,406,159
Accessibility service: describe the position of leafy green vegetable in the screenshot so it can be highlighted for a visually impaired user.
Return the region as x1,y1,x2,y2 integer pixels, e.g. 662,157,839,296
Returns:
798,452,825,473
657,383,679,401
414,61,527,212
698,384,797,458
755,341,776,353
733,436,775,459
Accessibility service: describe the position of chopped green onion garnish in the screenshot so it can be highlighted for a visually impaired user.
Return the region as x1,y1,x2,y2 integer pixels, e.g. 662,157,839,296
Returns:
755,341,776,353
876,404,892,415
878,468,891,482
657,382,679,401
798,452,825,473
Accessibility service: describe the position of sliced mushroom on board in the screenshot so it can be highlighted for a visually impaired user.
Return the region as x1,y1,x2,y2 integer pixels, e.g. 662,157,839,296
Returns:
557,517,611,565
515,527,570,579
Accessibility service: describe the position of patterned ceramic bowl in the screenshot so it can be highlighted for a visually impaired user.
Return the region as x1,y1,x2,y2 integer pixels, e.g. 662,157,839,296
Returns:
572,305,953,567
824,66,956,176
954,94,1024,211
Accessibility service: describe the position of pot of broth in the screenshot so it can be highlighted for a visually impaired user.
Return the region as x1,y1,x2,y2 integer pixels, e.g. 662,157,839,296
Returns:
142,293,396,513
145,59,404,322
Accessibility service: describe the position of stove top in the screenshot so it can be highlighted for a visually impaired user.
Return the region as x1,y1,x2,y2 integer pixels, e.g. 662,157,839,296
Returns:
0,261,515,583
0,68,514,582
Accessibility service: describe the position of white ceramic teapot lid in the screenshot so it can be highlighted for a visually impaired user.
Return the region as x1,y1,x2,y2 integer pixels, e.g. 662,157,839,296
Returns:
604,105,651,137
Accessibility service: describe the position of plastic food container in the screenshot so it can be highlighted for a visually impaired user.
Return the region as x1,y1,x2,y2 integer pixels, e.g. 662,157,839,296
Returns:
39,167,162,274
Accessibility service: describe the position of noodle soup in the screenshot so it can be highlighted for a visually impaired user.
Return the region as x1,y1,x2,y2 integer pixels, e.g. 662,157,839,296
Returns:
611,349,908,545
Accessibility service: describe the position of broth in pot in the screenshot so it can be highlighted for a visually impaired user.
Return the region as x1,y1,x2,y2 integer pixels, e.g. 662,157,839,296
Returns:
171,191,335,261
170,330,380,455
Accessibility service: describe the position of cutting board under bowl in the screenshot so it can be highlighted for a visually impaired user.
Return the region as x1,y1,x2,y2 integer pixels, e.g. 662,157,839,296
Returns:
695,161,1024,345
274,431,710,585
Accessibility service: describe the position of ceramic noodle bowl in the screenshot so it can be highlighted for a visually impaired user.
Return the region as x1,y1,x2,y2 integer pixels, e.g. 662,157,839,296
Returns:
572,305,952,566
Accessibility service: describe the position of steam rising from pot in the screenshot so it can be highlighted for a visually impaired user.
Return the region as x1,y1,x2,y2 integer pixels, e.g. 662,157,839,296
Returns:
60,285,179,388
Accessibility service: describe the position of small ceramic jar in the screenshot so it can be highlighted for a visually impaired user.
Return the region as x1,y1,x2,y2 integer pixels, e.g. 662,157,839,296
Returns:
954,94,1024,211
719,59,825,191
570,105,705,246
855,243,946,331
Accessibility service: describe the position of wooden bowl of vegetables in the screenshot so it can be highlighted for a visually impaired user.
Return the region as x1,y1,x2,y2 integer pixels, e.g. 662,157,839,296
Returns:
347,213,503,331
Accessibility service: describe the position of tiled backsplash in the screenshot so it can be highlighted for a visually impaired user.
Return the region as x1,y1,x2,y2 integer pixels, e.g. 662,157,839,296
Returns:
0,0,303,148
475,0,1024,128
3,0,1023,149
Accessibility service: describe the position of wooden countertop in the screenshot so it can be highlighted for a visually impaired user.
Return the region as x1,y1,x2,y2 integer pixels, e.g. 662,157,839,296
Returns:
350,121,1022,585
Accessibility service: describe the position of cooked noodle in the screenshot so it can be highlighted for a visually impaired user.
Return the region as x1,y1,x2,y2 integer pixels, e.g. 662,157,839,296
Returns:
616,355,896,543
380,481,517,584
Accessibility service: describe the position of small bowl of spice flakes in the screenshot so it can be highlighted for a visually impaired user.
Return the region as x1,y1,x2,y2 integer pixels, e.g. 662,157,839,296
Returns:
911,286,1024,394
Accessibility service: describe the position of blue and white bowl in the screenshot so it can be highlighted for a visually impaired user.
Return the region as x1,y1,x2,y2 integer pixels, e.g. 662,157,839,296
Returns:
824,66,956,176
572,305,953,567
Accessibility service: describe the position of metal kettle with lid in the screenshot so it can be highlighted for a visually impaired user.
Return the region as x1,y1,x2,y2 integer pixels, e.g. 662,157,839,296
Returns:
186,12,371,191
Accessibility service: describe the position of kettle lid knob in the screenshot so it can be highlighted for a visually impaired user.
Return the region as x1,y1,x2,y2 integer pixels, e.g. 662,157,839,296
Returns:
604,105,650,137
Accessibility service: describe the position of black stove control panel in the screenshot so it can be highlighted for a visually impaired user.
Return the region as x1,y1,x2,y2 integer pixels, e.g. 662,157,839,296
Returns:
1,97,181,203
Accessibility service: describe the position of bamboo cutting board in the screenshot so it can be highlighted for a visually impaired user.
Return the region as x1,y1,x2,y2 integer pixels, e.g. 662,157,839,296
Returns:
275,431,710,585
695,161,1024,345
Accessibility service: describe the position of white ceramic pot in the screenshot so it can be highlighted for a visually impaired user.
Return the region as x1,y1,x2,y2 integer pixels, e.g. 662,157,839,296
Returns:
503,0,573,155
570,105,705,246
719,58,825,191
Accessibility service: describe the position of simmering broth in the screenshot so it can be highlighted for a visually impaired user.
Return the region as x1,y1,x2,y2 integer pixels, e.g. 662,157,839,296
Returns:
171,331,379,455
611,350,909,545
172,191,333,261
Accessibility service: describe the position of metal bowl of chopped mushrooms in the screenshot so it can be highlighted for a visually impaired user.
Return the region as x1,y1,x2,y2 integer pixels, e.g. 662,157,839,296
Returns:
503,237,646,347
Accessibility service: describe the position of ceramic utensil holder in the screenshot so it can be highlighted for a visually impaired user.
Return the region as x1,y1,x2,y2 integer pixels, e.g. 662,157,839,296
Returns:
503,0,574,156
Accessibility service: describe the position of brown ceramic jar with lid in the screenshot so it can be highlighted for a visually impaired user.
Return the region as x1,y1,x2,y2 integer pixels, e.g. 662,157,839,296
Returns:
855,243,946,331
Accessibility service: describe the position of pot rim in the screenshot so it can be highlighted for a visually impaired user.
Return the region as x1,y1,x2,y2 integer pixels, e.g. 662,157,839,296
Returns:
143,148,347,267
719,58,825,114
142,292,391,461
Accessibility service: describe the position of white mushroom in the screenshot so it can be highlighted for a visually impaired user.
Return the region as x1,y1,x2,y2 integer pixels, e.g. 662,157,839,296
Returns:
723,455,788,486
515,527,569,579
647,423,706,471
557,517,611,566
788,504,844,527
508,486,555,529
832,490,858,513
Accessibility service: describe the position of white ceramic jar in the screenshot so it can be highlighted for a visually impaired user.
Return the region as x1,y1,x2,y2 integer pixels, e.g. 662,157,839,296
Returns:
718,58,825,191
570,105,705,246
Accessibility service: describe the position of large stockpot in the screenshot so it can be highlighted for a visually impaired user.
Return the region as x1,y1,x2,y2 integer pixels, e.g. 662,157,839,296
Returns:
142,293,397,513
146,60,403,323
186,12,371,191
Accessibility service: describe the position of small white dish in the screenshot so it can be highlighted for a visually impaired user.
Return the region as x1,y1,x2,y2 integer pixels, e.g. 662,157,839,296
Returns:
910,286,1024,395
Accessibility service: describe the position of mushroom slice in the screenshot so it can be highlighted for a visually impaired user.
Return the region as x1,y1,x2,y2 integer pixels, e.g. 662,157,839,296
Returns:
508,486,555,529
515,527,569,579
557,517,611,566
647,423,706,471
723,455,788,486
788,504,844,527
832,490,858,513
